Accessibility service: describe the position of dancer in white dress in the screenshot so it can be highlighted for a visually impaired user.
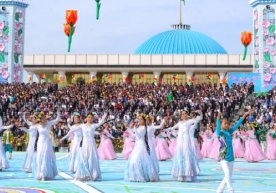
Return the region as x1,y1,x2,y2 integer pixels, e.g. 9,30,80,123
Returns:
33,111,60,181
66,113,83,173
146,116,166,173
125,114,159,182
0,116,13,171
19,113,38,173
61,113,107,181
170,110,202,182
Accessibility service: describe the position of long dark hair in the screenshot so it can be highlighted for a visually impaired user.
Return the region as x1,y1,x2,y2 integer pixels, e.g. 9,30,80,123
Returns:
141,116,150,154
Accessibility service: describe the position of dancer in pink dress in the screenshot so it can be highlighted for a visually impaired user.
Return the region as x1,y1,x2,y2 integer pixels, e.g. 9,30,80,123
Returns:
266,124,276,160
210,132,220,161
98,124,117,160
244,125,266,162
195,137,202,160
232,130,245,158
168,130,178,156
155,129,172,161
200,125,213,158
121,124,135,160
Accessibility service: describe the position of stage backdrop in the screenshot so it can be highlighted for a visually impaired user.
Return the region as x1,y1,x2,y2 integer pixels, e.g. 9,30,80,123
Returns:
227,72,275,92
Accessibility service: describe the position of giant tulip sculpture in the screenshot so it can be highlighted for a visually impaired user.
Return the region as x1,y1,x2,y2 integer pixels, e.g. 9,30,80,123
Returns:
95,0,101,20
64,10,78,52
241,32,252,61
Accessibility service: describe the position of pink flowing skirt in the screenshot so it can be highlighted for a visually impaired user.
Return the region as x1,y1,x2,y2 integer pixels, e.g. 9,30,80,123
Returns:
169,139,177,156
267,139,276,160
201,139,213,158
244,139,266,162
155,138,172,161
98,139,117,160
233,138,245,158
122,139,135,160
210,138,220,161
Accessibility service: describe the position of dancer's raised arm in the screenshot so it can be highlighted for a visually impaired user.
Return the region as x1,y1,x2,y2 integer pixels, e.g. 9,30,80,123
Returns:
229,110,252,134
19,126,37,133
48,111,61,127
60,125,82,141
165,122,179,132
23,113,33,126
187,111,203,127
0,116,13,130
94,113,108,128
151,119,166,131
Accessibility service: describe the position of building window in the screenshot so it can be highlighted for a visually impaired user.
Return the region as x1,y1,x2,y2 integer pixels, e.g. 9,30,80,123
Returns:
101,73,122,84
162,73,186,85
194,73,220,85
131,73,154,84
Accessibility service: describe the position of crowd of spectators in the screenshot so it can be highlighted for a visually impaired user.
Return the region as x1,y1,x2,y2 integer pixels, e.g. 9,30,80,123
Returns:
0,82,275,151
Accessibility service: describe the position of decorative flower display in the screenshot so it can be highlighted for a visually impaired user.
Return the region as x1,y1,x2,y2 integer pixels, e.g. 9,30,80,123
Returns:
270,68,276,74
3,36,8,42
0,43,5,52
3,63,8,68
64,10,78,52
1,71,9,79
263,20,270,28
266,38,275,46
264,62,270,68
0,22,4,30
264,73,272,82
241,32,252,61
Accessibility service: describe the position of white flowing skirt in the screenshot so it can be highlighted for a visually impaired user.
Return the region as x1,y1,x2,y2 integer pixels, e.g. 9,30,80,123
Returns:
171,137,200,182
69,137,82,173
0,138,9,170
23,136,36,172
33,137,57,180
148,137,159,173
125,140,159,182
75,138,101,181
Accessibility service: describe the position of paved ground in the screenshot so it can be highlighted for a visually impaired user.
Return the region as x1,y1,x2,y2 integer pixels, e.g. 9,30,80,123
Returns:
0,152,276,193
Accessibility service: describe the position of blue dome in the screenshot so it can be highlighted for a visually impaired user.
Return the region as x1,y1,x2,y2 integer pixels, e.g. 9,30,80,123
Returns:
135,30,227,54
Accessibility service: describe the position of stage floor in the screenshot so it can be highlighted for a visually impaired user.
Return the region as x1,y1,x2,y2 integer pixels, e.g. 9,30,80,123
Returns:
0,152,275,193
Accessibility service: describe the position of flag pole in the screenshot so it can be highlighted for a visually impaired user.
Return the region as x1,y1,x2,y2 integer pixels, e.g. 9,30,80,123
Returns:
179,0,182,25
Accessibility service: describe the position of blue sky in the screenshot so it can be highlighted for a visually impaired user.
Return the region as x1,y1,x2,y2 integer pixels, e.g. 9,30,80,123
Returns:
24,0,253,54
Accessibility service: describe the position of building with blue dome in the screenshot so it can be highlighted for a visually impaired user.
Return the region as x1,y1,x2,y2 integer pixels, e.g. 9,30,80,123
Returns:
135,29,227,55
21,0,253,86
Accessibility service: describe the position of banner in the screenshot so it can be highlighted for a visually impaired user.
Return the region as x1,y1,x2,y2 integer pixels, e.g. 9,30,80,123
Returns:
228,72,274,92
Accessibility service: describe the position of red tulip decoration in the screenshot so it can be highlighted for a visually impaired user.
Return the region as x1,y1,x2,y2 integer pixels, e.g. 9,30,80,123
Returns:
64,10,78,52
241,32,252,61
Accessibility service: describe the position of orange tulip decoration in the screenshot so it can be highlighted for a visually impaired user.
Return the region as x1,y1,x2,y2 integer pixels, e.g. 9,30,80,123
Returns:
64,10,78,52
241,32,252,61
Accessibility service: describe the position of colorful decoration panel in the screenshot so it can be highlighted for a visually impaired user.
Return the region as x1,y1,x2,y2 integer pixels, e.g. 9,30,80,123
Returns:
0,1,27,83
252,4,276,92
228,72,274,92
263,6,275,88
13,8,25,82
0,8,10,82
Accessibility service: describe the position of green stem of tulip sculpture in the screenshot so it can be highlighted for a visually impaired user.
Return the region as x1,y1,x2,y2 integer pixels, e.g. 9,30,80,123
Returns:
243,45,248,61
68,24,73,52
96,1,101,20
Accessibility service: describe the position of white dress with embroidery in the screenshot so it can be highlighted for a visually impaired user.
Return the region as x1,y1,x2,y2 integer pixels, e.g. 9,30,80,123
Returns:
33,113,60,180
125,126,159,182
170,113,202,182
